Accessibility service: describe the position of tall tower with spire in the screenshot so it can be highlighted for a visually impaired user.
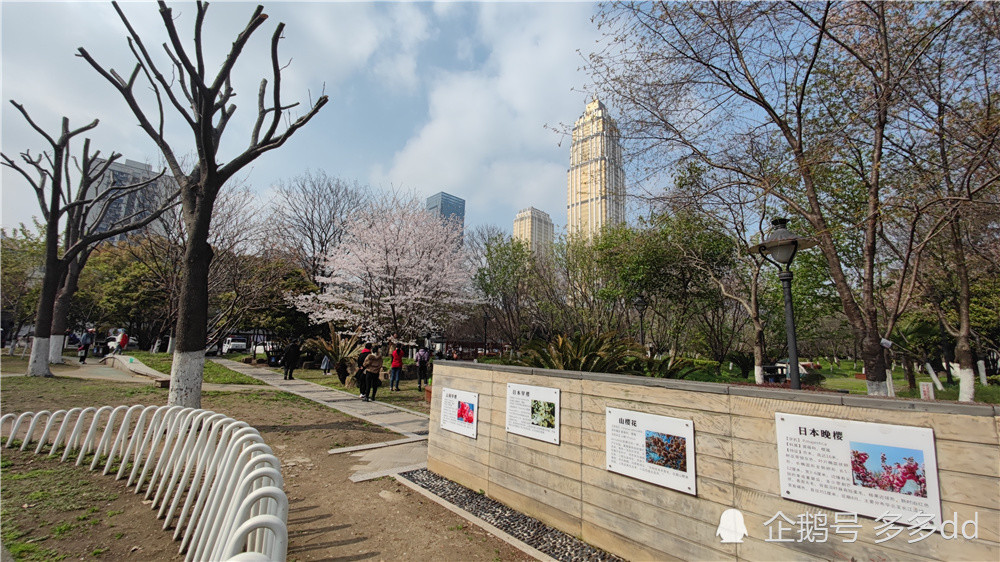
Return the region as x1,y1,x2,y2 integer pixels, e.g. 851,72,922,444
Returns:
566,99,625,238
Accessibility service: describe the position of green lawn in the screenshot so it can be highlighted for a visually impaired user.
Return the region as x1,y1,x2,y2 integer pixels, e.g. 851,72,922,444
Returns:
127,351,263,385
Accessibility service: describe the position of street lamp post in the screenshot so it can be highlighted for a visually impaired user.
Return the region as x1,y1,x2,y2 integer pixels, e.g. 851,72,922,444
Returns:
756,218,816,390
632,295,648,356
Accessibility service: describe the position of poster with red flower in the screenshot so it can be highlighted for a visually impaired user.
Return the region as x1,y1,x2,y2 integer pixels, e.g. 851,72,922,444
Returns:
440,388,478,438
775,413,941,525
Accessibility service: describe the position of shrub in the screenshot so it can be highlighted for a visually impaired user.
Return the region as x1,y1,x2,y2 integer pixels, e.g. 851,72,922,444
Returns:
519,332,637,373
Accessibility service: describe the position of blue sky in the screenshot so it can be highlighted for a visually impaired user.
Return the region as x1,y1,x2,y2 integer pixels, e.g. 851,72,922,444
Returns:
1,1,606,234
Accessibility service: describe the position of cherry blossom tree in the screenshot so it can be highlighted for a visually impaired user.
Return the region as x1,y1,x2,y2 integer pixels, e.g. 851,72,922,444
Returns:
292,193,474,343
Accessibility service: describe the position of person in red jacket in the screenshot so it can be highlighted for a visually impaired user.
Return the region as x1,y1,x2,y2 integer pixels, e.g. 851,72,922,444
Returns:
114,331,129,355
389,343,404,391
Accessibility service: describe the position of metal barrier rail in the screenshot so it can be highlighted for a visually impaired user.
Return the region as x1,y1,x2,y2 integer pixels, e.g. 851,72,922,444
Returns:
1,405,288,561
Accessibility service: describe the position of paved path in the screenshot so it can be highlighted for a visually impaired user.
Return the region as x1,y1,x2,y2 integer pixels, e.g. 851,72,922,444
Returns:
0,358,259,392
210,358,430,480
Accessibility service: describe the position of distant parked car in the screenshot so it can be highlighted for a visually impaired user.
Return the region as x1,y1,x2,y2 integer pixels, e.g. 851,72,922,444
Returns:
222,336,248,355
253,341,281,355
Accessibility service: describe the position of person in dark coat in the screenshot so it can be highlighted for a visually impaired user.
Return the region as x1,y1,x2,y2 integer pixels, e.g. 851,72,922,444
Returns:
80,329,96,364
282,338,302,380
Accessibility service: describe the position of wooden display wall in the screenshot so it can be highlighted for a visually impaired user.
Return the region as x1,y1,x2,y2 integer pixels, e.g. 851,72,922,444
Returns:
427,362,1000,561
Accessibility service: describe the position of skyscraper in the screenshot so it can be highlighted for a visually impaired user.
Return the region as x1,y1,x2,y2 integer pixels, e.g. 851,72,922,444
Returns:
426,191,466,231
566,99,625,239
513,207,554,255
89,159,173,242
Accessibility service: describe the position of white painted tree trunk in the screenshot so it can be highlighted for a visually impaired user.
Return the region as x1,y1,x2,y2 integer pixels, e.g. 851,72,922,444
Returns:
48,334,66,364
152,338,161,353
885,369,895,397
924,363,944,390
865,380,888,396
166,336,176,354
168,350,204,407
754,364,764,385
958,367,975,402
27,338,53,377
977,360,987,386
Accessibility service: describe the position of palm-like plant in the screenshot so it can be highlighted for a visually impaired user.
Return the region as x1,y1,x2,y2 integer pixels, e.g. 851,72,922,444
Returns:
519,332,637,374
305,323,363,372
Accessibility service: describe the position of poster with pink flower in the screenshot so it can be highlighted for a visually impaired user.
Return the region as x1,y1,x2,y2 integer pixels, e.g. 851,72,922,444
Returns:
775,413,941,525
440,388,478,439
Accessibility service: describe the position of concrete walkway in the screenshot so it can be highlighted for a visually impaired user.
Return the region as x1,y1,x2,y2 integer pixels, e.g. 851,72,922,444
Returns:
210,358,430,480
0,358,258,392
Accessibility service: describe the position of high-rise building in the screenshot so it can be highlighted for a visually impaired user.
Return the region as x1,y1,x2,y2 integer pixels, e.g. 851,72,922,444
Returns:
513,207,554,255
89,159,173,242
426,191,466,232
566,99,625,239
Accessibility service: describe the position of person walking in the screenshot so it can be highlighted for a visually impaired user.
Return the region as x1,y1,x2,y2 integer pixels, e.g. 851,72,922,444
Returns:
415,346,431,391
361,345,383,402
113,331,129,355
320,353,332,376
281,338,302,380
356,343,373,399
389,343,404,391
79,328,96,364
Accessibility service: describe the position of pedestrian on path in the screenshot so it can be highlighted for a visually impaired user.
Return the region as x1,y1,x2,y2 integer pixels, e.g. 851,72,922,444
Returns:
281,338,302,380
113,331,129,355
356,343,372,398
389,343,404,391
79,329,96,364
362,344,383,402
415,346,431,391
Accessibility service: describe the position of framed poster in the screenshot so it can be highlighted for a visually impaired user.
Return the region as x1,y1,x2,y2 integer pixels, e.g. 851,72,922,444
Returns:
606,408,696,495
505,383,560,444
439,387,479,439
775,412,941,524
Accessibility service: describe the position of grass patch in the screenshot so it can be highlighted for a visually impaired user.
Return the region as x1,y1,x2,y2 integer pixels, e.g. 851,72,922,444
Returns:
52,521,75,538
896,382,1000,403
202,388,315,406
0,450,121,560
125,351,263,385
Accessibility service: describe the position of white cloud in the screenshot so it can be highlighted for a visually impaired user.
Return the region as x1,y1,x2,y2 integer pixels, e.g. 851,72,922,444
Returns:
380,3,598,231
3,2,600,235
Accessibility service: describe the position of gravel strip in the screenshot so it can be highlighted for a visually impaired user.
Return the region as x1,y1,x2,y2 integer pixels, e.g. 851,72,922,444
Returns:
399,469,625,562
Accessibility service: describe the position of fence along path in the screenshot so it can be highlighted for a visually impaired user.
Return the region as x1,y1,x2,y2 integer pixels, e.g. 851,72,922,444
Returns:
1,404,287,562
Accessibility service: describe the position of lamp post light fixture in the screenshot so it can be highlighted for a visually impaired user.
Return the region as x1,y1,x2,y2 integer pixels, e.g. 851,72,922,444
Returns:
755,218,817,390
632,295,648,355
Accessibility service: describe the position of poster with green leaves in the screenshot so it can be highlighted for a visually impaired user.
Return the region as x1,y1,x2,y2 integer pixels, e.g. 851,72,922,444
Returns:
505,383,560,444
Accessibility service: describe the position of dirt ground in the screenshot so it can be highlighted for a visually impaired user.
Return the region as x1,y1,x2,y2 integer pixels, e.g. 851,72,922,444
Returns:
0,369,533,561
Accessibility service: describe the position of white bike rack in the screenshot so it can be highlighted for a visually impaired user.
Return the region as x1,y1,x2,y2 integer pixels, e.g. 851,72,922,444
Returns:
1,405,288,561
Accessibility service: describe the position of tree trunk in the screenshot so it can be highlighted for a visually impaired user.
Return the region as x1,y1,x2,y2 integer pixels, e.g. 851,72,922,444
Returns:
904,360,916,390
862,334,889,396
168,211,214,408
27,222,65,377
950,219,976,402
753,326,766,385
48,255,85,364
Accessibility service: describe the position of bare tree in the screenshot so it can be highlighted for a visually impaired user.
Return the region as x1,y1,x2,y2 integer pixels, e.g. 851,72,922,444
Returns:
78,1,328,406
267,170,369,284
48,158,176,364
1,102,174,376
